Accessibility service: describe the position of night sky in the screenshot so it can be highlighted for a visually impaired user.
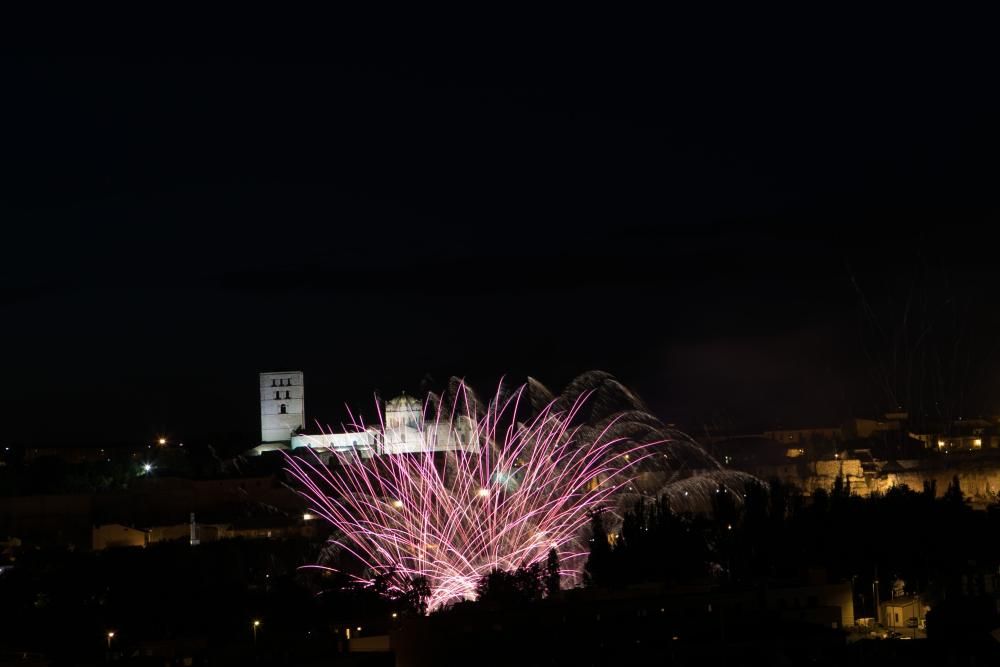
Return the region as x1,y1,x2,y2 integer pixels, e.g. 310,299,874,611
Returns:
3,34,999,447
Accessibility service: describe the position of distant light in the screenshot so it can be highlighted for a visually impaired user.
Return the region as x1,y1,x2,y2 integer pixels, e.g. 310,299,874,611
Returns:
392,612,398,618
253,620,261,627
107,631,115,638
477,488,490,498
142,463,153,473
158,438,167,446
302,513,315,521
392,499,404,509
356,626,362,632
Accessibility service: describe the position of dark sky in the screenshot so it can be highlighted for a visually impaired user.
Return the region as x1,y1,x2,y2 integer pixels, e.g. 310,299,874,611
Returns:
3,32,999,446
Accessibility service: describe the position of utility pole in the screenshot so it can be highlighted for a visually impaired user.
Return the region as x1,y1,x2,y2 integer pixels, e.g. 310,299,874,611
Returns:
190,512,200,546
873,567,881,626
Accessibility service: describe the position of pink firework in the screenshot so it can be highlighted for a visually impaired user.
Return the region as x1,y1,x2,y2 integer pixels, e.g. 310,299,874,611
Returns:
284,382,657,610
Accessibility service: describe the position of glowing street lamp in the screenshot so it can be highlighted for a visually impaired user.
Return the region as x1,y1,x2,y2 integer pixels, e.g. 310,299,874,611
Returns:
106,631,115,650
252,619,261,645
157,437,167,446
142,463,153,474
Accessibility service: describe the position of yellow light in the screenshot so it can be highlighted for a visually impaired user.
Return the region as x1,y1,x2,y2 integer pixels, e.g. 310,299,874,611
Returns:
158,438,167,445
392,612,398,618
253,620,261,627
477,488,490,498
356,626,362,632
107,631,115,638
302,513,315,521
392,499,404,508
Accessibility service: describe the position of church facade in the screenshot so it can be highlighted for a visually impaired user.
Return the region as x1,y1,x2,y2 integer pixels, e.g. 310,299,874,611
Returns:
258,372,477,458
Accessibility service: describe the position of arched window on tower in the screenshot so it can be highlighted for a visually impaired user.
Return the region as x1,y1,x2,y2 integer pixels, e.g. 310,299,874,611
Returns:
280,404,287,414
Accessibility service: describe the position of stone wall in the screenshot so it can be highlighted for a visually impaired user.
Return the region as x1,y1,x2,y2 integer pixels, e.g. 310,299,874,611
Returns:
752,456,1000,504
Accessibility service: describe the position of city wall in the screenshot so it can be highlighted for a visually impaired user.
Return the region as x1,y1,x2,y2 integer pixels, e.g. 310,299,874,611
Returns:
752,456,1000,503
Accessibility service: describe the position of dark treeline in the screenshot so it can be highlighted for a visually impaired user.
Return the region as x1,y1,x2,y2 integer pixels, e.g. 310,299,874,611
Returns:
582,476,1000,638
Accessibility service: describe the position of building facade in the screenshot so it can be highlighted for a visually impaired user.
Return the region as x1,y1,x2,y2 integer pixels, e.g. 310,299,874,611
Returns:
258,375,479,456
260,371,305,443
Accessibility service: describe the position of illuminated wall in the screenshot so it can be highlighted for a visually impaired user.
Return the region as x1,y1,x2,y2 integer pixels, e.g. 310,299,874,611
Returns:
260,371,305,442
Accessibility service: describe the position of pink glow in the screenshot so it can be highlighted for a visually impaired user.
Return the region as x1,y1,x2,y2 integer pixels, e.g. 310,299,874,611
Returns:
284,382,657,610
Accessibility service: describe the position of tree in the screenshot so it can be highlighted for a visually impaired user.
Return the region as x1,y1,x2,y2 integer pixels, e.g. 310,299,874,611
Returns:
401,576,430,616
583,511,612,587
545,548,560,598
943,475,968,509
475,564,544,606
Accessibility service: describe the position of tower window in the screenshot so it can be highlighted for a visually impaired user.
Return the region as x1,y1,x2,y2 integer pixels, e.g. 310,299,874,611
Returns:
272,379,276,387
285,390,290,399
280,404,287,414
274,391,280,399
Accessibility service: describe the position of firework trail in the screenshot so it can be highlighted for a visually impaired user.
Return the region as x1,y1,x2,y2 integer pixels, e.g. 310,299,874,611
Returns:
284,381,660,609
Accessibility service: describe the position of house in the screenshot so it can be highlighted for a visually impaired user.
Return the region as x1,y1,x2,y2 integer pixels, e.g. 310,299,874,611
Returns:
881,595,925,630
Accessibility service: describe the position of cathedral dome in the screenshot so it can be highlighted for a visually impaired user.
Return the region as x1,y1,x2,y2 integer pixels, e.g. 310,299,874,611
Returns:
386,393,421,410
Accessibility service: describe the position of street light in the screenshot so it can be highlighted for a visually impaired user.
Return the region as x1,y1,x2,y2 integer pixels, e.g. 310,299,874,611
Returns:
142,463,153,474
158,437,167,446
252,619,261,645
106,631,115,650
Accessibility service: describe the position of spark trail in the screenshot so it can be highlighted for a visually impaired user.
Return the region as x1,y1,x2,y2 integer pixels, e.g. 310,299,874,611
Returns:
284,382,658,609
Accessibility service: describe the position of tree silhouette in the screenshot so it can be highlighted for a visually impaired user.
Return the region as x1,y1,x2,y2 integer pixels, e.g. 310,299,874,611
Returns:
583,511,612,587
475,564,544,606
545,548,560,598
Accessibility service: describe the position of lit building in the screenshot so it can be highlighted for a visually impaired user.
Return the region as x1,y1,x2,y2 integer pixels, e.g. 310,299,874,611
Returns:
258,374,477,456
380,394,477,455
259,371,305,443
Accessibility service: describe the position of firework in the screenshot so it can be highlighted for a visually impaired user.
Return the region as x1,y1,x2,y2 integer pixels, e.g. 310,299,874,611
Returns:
284,381,658,610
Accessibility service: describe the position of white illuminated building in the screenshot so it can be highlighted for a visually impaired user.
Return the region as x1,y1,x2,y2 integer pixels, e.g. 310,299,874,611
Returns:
260,371,305,443
257,373,478,458
380,394,478,455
